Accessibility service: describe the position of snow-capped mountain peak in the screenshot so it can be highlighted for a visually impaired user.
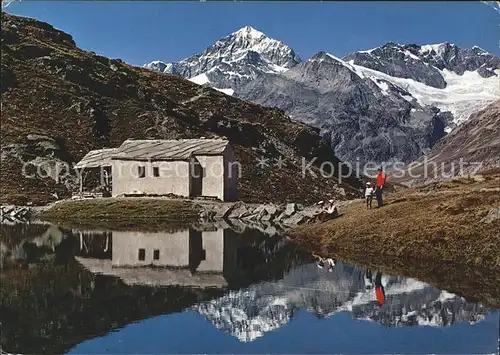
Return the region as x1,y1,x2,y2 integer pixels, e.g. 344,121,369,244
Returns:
143,25,301,95
420,43,447,55
143,33,499,164
233,25,266,41
205,25,300,68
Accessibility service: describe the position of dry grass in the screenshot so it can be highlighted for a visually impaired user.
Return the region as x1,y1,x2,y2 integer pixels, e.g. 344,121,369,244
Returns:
39,198,201,223
290,174,500,270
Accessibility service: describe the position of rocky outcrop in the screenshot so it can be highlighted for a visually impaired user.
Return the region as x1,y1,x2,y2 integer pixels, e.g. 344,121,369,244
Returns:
197,201,342,227
344,42,447,88
481,207,500,224
343,42,500,88
0,205,34,223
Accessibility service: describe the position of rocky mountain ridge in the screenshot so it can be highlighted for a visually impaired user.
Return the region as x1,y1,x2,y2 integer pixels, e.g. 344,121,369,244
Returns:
343,42,499,88
145,27,499,165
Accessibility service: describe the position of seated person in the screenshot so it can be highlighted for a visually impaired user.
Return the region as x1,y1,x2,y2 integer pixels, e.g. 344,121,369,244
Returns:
309,200,338,223
314,254,336,272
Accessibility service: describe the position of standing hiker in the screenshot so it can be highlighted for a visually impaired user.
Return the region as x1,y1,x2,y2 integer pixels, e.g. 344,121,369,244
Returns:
364,269,374,289
364,182,374,210
375,167,386,208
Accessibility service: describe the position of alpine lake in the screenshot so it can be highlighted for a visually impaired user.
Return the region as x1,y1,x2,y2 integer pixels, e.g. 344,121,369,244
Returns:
1,220,498,354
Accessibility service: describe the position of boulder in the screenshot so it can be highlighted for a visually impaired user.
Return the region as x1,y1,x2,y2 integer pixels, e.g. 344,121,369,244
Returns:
260,211,273,222
226,202,251,219
206,200,339,226
207,204,232,219
220,202,242,219
26,134,55,142
243,204,270,221
260,204,279,221
481,208,500,224
241,211,259,221
225,219,247,234
281,211,310,226
203,210,216,222
256,208,269,221
239,205,257,219
301,205,322,218
283,203,298,217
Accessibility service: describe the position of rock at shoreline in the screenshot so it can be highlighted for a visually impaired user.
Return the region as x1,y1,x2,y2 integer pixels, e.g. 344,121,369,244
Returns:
481,208,500,224
1,205,34,223
198,200,331,227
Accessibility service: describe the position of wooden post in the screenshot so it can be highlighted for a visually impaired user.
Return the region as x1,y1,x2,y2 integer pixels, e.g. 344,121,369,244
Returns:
79,168,83,196
104,234,109,253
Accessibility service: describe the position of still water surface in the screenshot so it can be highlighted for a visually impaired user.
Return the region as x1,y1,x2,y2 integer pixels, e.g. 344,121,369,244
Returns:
1,222,498,354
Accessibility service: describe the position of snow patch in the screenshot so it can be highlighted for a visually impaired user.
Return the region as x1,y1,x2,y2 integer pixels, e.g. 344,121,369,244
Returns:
268,63,289,73
372,79,390,95
420,44,444,54
403,95,415,102
437,291,457,303
404,50,421,61
233,26,266,41
358,47,377,54
225,71,251,78
147,60,166,66
189,73,210,85
214,87,234,96
322,53,365,79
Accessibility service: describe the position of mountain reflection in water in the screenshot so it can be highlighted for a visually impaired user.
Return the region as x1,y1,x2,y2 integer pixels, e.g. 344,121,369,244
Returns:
1,222,498,354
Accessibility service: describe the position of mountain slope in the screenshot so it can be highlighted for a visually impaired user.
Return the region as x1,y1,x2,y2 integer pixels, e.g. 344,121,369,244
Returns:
397,99,500,186
0,12,361,205
238,52,451,164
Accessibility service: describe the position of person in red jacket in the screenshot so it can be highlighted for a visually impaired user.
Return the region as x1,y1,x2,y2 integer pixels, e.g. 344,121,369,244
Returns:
375,167,387,208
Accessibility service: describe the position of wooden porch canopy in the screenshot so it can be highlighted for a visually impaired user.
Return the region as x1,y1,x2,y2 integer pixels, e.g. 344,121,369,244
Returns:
75,148,119,169
74,148,118,195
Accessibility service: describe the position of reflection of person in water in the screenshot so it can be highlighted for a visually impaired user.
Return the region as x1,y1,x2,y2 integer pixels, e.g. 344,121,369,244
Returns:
374,271,385,306
313,254,336,272
364,269,374,289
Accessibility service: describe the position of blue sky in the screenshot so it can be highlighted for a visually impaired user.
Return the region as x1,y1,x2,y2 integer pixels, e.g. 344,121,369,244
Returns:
5,1,500,66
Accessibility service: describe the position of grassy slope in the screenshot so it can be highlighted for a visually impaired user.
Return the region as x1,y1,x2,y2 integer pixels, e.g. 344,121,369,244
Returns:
1,12,361,205
290,171,500,271
39,198,201,224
